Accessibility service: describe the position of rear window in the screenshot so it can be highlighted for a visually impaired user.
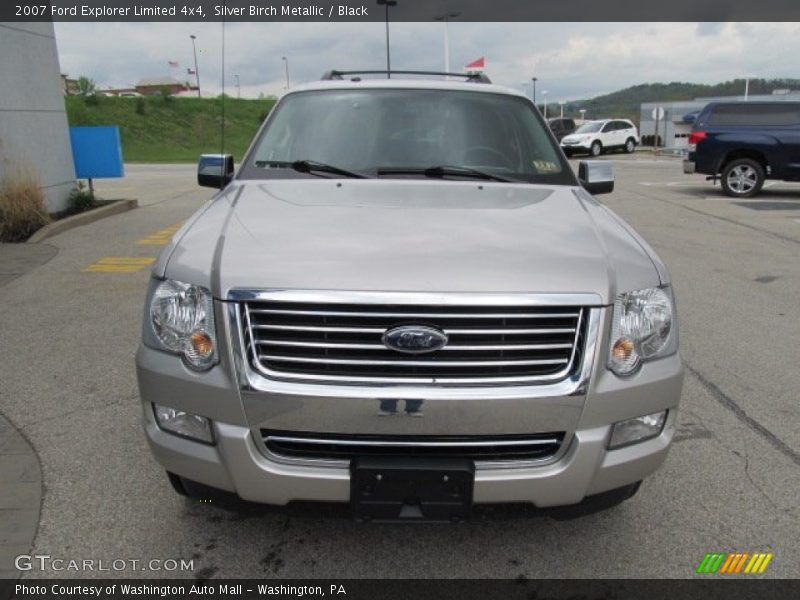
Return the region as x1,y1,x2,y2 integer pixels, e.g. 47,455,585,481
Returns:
707,103,800,127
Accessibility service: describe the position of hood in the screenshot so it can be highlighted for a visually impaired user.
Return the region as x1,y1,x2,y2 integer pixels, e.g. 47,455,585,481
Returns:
162,179,662,304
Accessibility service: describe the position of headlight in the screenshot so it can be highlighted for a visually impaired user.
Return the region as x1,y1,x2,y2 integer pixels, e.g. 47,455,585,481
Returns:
608,286,676,376
149,279,218,370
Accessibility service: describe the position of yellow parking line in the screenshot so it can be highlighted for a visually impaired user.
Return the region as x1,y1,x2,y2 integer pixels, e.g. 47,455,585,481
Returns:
82,257,155,273
136,222,184,246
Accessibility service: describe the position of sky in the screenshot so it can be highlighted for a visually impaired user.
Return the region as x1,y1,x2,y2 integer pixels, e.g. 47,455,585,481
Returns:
53,22,800,101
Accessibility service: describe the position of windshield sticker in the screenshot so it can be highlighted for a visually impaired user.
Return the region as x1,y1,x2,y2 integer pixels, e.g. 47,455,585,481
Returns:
533,160,559,173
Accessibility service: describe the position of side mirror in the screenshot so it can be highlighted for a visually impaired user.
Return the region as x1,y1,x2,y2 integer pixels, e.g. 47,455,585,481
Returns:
198,153,234,188
578,160,614,195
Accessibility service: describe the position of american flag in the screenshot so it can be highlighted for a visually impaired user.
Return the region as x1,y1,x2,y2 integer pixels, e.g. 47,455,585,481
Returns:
168,60,179,68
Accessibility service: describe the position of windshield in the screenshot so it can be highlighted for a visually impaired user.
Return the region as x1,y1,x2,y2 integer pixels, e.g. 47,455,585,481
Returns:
574,121,604,134
242,89,573,183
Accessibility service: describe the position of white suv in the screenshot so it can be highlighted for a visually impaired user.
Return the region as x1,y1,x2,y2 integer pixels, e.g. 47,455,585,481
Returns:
561,119,639,157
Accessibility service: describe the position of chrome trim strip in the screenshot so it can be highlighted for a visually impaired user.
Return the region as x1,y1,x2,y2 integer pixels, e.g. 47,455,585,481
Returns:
259,355,570,367
248,308,580,319
227,292,601,390
258,340,573,351
254,324,577,335
228,289,603,307
265,435,561,448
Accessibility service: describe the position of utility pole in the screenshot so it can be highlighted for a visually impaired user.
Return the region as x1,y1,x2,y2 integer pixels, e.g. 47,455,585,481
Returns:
282,56,290,89
434,12,460,72
234,74,240,98
744,77,749,101
189,34,201,97
376,0,397,77
542,90,548,119
531,77,537,104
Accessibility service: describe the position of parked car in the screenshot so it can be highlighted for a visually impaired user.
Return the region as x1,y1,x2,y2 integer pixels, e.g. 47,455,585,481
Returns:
547,117,576,141
136,70,682,521
683,101,800,197
561,119,640,157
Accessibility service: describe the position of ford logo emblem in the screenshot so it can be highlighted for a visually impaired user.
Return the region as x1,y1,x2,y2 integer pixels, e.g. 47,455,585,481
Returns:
382,325,448,354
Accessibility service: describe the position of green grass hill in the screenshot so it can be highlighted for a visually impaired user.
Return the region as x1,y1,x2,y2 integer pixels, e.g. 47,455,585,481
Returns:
65,95,276,162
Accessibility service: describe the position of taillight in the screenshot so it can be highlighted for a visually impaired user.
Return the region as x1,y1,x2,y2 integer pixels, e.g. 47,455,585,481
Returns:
688,131,707,151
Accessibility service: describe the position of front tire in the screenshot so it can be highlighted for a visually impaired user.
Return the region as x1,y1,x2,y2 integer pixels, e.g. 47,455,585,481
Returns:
721,158,765,198
590,141,602,157
624,138,636,154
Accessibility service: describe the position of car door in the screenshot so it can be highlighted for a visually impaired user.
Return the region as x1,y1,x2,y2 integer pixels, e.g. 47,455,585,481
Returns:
600,121,616,148
779,103,800,178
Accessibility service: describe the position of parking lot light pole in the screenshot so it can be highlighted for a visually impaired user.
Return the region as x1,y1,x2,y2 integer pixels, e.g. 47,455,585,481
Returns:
377,0,397,78
189,34,200,98
234,74,240,98
542,90,548,119
434,12,460,72
282,56,290,89
189,34,201,97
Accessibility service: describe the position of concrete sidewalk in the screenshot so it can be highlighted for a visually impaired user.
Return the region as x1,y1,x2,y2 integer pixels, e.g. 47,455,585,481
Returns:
0,243,50,578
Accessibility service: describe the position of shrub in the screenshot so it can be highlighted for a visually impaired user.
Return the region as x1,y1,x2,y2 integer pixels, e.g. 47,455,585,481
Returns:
0,167,51,242
69,181,96,212
135,96,146,115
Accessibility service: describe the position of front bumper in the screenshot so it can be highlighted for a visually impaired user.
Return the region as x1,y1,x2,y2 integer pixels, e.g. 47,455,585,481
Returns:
137,333,683,508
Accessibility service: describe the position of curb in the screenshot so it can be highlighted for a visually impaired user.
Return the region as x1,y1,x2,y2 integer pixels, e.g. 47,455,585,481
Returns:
27,198,138,243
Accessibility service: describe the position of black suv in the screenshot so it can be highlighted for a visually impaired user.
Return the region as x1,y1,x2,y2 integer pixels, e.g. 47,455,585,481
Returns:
684,101,800,197
547,117,576,141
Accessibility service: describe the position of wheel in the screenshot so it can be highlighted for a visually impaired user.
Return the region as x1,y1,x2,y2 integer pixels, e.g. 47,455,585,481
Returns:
590,141,602,157
721,158,765,198
166,471,189,496
624,138,636,154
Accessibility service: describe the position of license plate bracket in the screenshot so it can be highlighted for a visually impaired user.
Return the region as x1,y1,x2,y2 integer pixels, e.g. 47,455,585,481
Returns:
350,457,475,522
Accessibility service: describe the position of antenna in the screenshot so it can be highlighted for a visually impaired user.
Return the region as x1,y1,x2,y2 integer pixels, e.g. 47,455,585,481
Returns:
220,2,226,189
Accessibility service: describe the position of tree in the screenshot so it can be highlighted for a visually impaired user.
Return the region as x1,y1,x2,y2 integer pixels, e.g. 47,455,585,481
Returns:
76,76,96,96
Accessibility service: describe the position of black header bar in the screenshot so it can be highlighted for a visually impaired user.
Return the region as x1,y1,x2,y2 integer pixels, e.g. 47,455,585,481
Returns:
3,0,800,22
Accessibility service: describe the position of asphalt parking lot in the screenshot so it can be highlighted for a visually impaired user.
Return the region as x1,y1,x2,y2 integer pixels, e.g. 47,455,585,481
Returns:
1,155,799,579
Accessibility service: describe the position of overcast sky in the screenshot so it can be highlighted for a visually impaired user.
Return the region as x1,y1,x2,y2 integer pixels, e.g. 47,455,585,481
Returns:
54,22,800,101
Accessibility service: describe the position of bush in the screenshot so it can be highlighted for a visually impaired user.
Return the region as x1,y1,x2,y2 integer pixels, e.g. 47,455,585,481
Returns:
135,96,146,115
69,181,96,212
0,167,51,242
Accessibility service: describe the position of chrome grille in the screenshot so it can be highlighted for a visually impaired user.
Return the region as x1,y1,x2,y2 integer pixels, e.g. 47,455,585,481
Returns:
240,294,587,385
262,431,565,464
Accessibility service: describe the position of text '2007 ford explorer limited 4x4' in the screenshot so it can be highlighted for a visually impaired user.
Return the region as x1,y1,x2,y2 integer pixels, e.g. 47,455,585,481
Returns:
136,71,683,521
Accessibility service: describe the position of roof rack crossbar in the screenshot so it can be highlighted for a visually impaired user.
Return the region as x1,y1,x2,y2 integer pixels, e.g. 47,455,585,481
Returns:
321,70,492,84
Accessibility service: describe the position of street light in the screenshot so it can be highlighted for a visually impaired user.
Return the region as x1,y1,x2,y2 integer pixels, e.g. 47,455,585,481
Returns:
542,90,548,119
531,77,537,104
558,101,565,118
433,11,460,72
234,74,240,99
281,56,290,89
189,34,201,97
376,0,397,77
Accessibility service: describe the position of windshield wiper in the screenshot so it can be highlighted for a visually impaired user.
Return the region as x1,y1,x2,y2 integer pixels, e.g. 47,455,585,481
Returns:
255,159,370,179
377,165,516,183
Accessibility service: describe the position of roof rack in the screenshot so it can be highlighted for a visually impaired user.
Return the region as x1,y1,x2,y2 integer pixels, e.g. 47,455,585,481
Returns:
320,70,492,84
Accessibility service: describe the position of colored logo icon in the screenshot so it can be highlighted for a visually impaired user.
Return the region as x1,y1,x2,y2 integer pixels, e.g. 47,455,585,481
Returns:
696,552,773,574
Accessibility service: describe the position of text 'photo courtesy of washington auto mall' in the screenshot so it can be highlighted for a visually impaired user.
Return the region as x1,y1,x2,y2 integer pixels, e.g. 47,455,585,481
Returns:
1,0,800,597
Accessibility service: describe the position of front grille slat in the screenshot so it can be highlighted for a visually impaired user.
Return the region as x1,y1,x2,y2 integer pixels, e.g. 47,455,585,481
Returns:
242,297,586,384
262,431,565,463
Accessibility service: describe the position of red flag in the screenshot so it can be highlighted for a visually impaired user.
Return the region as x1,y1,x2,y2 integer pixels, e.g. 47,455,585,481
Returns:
465,57,485,70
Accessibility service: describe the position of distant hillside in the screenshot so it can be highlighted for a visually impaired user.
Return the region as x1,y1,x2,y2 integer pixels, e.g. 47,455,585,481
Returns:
65,95,275,162
559,78,800,124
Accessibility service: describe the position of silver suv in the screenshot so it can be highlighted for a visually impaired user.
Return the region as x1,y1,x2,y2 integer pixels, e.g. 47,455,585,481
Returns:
136,71,683,521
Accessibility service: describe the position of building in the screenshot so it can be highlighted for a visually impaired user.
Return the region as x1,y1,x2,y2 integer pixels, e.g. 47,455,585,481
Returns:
640,90,800,149
61,74,79,96
134,76,197,96
0,23,75,212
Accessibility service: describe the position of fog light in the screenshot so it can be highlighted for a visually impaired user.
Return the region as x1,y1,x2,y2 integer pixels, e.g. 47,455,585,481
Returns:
153,404,214,444
609,411,667,449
